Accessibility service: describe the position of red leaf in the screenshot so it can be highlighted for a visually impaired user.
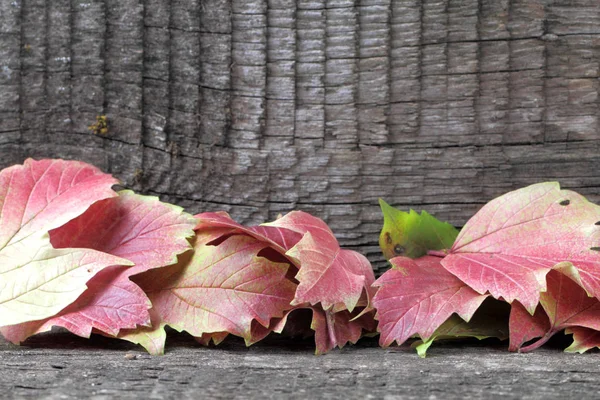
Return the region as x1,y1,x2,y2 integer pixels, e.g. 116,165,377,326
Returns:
195,212,303,254
565,327,600,353
196,332,229,347
311,307,375,355
0,158,118,246
373,256,488,347
246,306,375,354
265,211,376,312
442,182,600,313
0,159,133,327
520,270,600,352
508,302,550,352
1,191,197,342
122,232,297,354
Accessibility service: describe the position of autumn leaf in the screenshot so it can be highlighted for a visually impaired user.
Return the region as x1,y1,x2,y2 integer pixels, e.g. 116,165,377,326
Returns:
373,256,488,348
413,299,509,357
117,307,167,355
441,182,600,313
507,302,550,352
0,158,119,246
414,300,509,358
515,270,600,352
0,233,132,326
264,211,375,312
196,331,230,347
379,199,458,260
565,327,600,353
311,307,376,355
195,211,303,255
1,191,197,342
247,306,376,355
123,232,297,355
0,159,133,327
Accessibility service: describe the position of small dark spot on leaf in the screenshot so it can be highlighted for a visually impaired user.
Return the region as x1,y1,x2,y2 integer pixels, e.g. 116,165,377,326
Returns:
87,268,92,273
384,232,392,245
559,199,570,206
591,247,600,252
394,245,405,255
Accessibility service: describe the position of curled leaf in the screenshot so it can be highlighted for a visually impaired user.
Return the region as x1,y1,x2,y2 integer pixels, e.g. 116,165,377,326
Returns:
508,302,550,352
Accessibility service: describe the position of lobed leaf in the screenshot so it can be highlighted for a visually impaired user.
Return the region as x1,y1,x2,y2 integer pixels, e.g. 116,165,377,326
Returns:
311,307,376,355
565,327,600,353
414,303,509,358
0,232,132,326
508,302,550,352
117,308,167,355
246,306,375,355
373,256,488,347
123,232,297,354
0,158,118,248
518,270,600,352
0,159,132,327
442,182,600,313
1,191,197,342
265,211,375,312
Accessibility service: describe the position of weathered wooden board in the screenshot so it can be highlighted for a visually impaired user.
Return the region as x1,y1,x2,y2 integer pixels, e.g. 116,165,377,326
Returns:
1,332,599,399
1,0,599,275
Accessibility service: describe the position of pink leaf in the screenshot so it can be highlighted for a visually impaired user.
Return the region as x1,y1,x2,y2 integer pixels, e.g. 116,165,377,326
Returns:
117,308,167,355
246,306,376,354
311,307,376,355
565,327,600,353
195,212,303,254
196,331,229,347
126,233,297,354
0,158,118,247
0,159,133,327
265,211,376,312
518,270,600,352
373,256,488,347
442,182,600,313
1,191,197,341
508,302,550,352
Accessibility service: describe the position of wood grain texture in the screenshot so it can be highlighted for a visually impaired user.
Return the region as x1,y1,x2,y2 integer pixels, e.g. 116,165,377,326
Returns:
1,0,600,274
1,332,600,399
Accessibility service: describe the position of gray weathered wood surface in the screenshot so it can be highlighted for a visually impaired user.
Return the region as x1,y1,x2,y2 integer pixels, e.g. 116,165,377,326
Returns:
1,331,600,399
1,2,600,396
1,0,600,272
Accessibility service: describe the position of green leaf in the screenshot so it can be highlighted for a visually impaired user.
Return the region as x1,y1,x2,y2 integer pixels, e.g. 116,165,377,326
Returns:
413,300,510,358
378,199,459,260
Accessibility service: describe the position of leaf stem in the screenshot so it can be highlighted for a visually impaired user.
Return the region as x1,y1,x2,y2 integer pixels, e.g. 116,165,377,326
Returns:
519,331,556,353
427,250,447,258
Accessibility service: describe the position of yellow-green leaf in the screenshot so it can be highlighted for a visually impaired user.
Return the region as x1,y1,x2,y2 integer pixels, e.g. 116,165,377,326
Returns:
379,199,459,260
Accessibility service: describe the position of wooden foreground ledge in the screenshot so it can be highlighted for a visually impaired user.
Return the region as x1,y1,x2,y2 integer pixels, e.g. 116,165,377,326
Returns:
1,331,598,399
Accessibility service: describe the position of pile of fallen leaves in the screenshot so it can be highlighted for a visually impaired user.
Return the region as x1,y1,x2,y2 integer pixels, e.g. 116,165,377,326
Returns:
0,159,599,356
375,183,600,355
